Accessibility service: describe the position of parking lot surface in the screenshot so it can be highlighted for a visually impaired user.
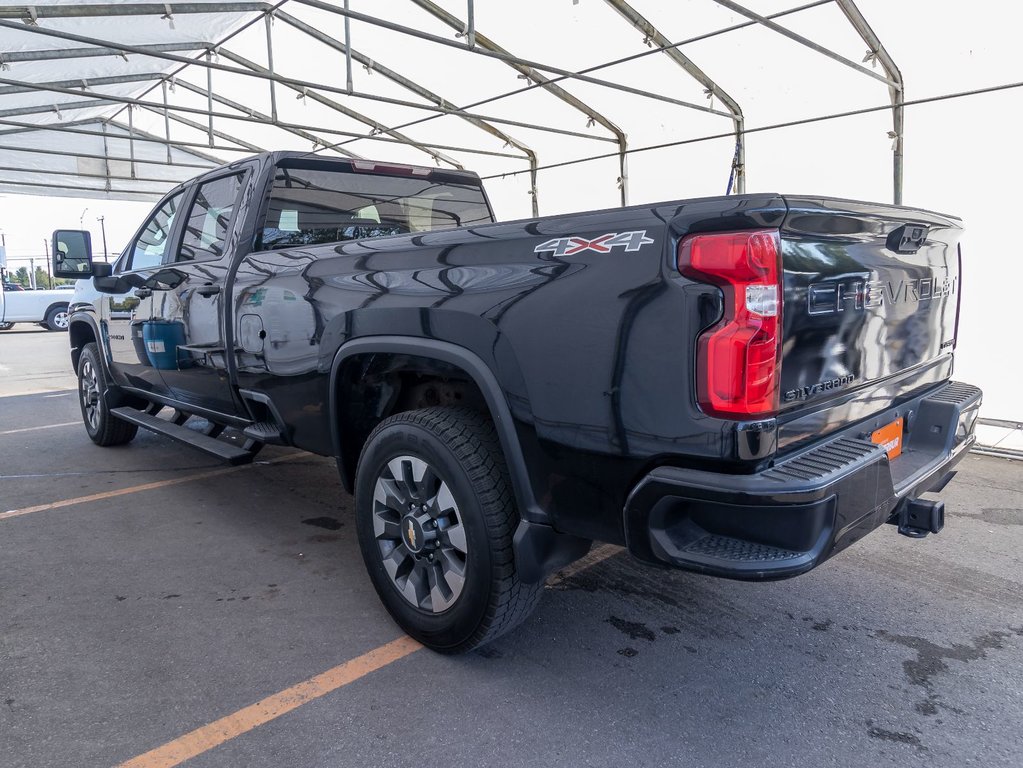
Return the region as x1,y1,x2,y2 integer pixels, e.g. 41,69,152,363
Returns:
2,327,1022,767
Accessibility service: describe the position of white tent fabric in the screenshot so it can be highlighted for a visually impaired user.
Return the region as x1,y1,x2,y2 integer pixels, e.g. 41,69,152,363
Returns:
0,1,265,198
0,0,907,209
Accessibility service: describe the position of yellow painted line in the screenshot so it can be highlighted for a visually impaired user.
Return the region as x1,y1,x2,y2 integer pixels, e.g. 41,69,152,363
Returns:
115,540,624,767
0,453,304,521
116,636,424,768
547,543,622,586
0,421,79,436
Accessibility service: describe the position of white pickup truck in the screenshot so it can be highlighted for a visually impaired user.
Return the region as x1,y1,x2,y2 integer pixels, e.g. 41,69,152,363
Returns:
0,281,73,331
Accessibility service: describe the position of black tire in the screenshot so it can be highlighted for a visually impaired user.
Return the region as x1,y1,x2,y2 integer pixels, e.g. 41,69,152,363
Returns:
354,406,543,653
0,322,13,331
77,343,138,446
44,304,70,332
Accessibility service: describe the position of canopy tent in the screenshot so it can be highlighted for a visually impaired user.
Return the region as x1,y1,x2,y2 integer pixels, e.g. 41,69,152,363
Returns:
0,0,906,210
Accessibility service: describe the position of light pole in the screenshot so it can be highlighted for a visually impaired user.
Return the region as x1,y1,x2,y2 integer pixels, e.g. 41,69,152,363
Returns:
44,238,52,288
79,207,89,227
96,215,109,262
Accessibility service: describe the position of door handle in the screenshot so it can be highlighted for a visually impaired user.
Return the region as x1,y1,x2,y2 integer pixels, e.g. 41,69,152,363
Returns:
196,284,221,297
133,288,152,299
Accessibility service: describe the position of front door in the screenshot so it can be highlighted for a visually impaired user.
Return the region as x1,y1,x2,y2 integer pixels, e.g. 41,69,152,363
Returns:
104,190,185,395
151,170,248,418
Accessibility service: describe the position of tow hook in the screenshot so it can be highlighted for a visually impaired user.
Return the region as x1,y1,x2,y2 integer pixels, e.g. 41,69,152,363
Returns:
896,498,945,538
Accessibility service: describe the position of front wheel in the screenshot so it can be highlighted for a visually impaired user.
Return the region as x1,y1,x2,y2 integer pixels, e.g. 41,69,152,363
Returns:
45,305,70,332
0,322,13,331
354,407,542,653
77,343,138,446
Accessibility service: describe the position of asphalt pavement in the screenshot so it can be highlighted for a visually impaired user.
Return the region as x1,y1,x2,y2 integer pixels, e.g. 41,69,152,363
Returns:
1,327,1021,767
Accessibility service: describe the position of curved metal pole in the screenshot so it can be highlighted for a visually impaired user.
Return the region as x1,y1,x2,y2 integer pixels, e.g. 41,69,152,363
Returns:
216,49,464,169
713,0,899,88
603,0,745,194
170,79,364,160
410,0,628,207
834,0,905,205
294,0,730,117
275,10,540,215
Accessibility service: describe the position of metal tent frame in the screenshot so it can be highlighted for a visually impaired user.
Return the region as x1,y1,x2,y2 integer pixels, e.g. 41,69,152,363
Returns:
0,0,906,205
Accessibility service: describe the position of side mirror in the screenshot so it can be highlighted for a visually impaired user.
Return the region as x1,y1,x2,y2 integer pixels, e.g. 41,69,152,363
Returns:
52,230,94,278
93,263,146,294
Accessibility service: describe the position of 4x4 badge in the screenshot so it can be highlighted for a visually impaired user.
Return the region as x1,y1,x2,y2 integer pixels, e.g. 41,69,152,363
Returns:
534,230,653,257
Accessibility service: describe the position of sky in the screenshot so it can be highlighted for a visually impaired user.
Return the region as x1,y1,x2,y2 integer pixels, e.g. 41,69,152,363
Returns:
0,0,1020,417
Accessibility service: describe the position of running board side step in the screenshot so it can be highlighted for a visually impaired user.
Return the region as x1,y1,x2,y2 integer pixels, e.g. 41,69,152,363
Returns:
111,407,263,465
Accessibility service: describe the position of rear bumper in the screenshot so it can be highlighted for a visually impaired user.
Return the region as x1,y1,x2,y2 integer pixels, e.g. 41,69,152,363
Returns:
623,380,982,580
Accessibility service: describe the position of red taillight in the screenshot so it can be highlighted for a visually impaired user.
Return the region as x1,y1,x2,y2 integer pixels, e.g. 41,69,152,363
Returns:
678,229,783,418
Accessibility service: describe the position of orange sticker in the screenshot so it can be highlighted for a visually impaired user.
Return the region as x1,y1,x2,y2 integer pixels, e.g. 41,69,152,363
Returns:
871,417,904,460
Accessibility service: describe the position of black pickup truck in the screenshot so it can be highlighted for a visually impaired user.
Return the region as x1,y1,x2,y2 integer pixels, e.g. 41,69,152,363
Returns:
54,151,981,652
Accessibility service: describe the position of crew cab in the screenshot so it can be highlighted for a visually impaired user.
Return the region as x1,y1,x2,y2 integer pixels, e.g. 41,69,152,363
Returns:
54,151,981,652
0,280,73,331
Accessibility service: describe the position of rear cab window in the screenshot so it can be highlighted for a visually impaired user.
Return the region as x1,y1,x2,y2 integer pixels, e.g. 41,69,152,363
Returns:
256,159,494,251
177,173,245,263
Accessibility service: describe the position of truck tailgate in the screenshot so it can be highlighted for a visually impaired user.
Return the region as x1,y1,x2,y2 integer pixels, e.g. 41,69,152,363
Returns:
777,196,963,450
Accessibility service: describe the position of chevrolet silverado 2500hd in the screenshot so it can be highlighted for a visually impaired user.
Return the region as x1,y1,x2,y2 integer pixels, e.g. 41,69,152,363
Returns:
54,152,981,652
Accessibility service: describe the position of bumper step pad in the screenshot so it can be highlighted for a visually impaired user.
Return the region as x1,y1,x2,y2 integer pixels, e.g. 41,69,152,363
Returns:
682,535,803,563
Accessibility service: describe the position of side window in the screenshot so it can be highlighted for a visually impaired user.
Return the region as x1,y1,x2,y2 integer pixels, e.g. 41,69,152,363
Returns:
178,174,244,262
127,192,182,271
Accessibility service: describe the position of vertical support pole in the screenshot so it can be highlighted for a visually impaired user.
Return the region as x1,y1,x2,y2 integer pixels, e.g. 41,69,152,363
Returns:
726,115,745,195
265,12,278,122
343,0,353,94
127,105,137,179
466,1,475,49
528,160,539,217
206,49,214,148
161,79,173,164
733,115,745,194
100,121,112,192
892,93,904,206
618,142,628,207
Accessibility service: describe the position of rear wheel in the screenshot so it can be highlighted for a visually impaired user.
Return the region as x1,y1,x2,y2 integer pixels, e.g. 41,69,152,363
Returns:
0,322,13,331
77,343,138,446
44,305,70,332
354,406,542,653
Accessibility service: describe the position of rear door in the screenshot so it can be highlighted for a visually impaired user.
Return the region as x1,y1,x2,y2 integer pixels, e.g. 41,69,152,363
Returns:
152,169,248,418
777,196,963,445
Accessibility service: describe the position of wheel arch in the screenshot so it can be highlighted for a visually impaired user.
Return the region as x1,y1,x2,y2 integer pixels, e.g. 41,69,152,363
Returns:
68,314,100,371
329,336,545,525
44,301,70,319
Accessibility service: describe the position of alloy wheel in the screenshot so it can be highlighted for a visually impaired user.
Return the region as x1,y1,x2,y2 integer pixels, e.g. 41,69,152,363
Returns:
371,455,468,613
79,358,101,431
